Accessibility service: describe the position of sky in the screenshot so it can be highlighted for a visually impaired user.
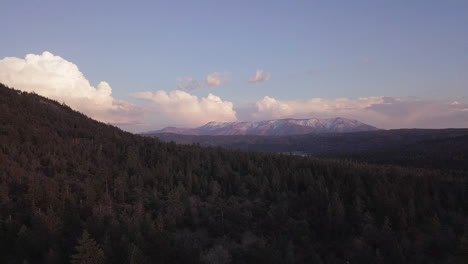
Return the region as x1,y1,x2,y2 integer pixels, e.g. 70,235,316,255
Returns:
1,0,468,132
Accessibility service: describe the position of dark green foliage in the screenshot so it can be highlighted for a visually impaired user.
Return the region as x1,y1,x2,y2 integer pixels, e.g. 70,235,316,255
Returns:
71,231,105,264
151,129,468,171
0,83,467,263
330,135,468,171
456,230,468,264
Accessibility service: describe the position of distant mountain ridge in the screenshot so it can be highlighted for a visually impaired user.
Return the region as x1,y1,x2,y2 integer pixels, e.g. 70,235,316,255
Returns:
149,129,468,171
148,117,379,136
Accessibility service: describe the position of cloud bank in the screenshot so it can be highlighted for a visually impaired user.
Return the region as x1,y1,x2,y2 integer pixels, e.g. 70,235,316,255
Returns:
1,51,465,131
0,51,139,124
248,69,271,83
249,96,468,129
132,90,237,127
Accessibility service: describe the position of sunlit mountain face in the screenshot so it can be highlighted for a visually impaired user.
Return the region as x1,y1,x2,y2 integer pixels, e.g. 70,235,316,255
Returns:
150,117,379,136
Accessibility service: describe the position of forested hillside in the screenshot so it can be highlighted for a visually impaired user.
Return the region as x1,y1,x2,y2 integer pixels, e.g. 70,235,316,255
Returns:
150,129,468,171
329,135,468,171
1,83,467,263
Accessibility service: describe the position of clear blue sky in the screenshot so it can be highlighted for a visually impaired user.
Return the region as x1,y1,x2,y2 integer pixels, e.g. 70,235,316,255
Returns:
1,0,468,130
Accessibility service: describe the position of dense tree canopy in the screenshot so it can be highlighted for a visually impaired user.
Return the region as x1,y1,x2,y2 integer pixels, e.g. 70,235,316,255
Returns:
0,83,467,263
151,129,468,172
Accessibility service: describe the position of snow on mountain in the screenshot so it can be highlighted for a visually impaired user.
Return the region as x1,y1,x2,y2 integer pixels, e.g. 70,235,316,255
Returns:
149,117,379,136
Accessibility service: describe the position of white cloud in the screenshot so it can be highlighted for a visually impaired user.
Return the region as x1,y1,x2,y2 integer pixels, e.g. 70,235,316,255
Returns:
206,72,228,87
2,52,465,131
251,96,468,129
0,51,139,124
253,96,384,119
131,90,237,127
248,69,271,83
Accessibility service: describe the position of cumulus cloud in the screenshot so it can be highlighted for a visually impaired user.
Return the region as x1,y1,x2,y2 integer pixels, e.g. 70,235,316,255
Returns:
2,52,465,131
253,96,384,119
248,69,271,83
206,72,229,87
366,99,468,128
250,96,468,129
0,51,139,124
131,90,237,127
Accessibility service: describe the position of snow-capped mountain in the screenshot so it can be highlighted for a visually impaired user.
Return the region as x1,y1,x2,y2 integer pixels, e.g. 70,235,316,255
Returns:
149,117,379,136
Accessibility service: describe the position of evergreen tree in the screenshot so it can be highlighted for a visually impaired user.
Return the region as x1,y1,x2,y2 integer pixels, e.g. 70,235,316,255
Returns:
71,231,105,264
456,232,468,264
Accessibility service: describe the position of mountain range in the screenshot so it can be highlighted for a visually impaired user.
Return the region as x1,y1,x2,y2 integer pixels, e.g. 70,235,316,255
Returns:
148,117,379,136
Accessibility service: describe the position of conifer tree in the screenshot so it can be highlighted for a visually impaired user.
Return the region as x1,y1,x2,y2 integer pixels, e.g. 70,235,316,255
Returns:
71,231,105,264
456,232,468,264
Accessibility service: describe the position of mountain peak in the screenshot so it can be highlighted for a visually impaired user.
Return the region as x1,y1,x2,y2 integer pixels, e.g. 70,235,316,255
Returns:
153,117,379,136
